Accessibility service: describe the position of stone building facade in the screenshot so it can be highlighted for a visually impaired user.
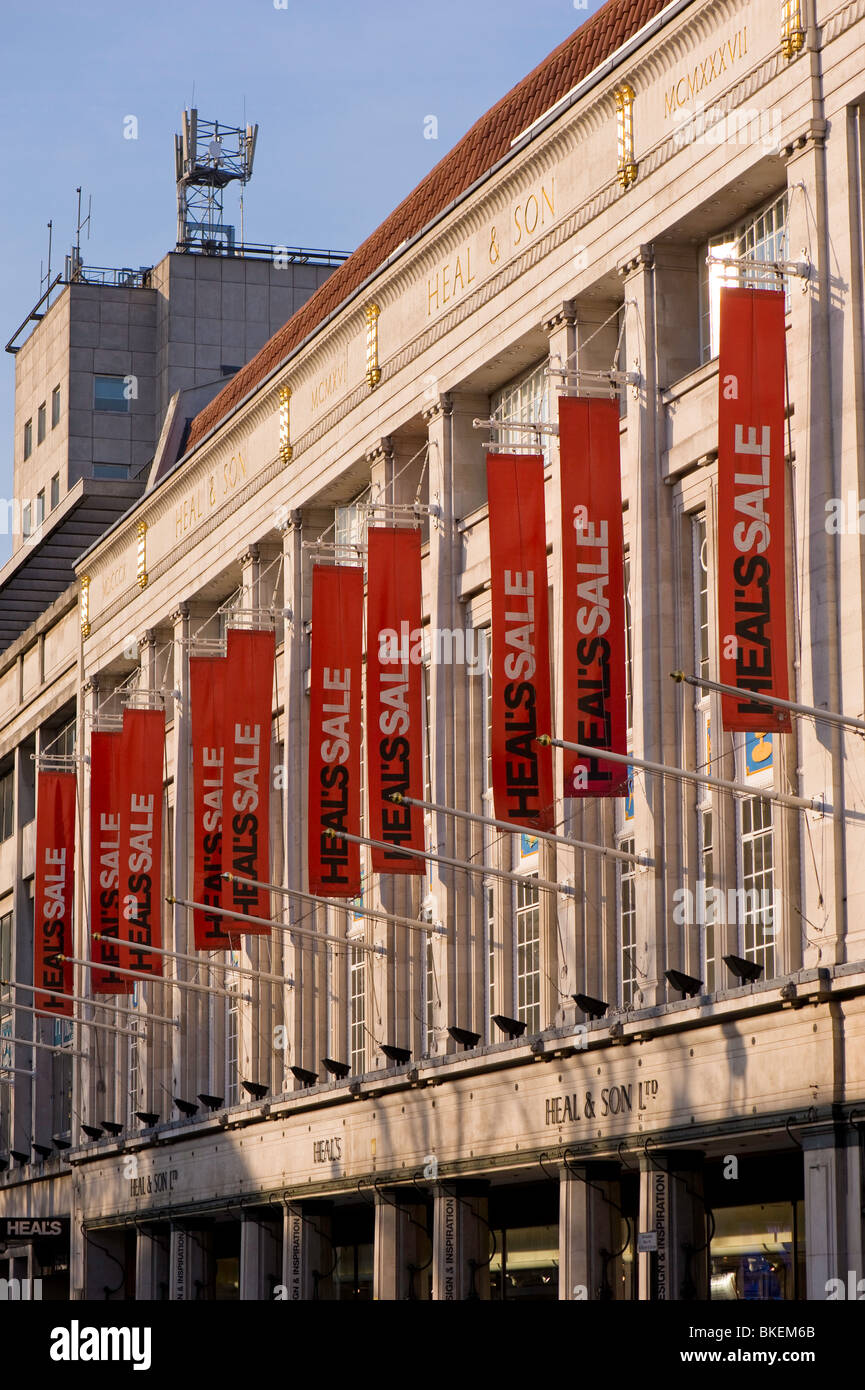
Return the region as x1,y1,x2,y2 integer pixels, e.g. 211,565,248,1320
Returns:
1,0,864,1301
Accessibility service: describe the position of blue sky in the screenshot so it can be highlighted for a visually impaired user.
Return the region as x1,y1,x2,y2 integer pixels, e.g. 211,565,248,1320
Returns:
0,0,604,528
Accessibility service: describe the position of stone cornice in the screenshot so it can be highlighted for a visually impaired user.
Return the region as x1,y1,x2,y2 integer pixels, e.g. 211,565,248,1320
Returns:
618,245,655,279
781,117,829,160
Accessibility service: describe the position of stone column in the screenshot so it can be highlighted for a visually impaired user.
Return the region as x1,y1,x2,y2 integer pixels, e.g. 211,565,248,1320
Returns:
135,1224,169,1300
281,1201,334,1300
169,1222,212,1301
365,436,425,1065
240,1212,281,1300
544,300,626,1015
802,1125,849,1300
82,1227,128,1300
11,737,35,1155
559,1160,626,1300
431,1180,491,1300
783,121,847,968
423,394,488,1051
80,675,115,1139
373,1188,430,1300
637,1150,708,1301
281,508,331,1083
617,247,677,1008
236,546,267,1098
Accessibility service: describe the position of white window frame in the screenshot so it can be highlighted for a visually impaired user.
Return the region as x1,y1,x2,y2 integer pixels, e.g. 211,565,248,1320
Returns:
617,837,637,1007
692,511,716,991
491,360,551,461
348,939,366,1075
225,982,240,1107
514,873,540,1034
700,191,789,364
737,795,776,979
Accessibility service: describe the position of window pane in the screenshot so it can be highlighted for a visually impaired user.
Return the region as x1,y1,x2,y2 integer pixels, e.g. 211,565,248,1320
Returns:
37,404,46,444
94,375,130,413
701,193,789,363
93,463,130,480
349,945,365,1074
226,985,239,1105
741,798,775,977
0,914,12,1001
23,420,32,459
0,772,14,841
51,385,61,428
491,361,551,462
619,838,637,1006
516,875,540,1033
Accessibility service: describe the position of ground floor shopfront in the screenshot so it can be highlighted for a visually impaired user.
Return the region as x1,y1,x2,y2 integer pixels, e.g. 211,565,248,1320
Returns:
2,975,863,1301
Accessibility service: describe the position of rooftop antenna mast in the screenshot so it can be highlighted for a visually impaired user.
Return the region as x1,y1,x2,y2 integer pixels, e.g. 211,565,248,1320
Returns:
174,108,257,256
69,187,91,281
39,220,53,306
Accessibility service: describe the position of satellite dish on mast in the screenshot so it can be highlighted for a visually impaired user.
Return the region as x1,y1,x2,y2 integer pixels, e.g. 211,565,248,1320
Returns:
207,138,222,162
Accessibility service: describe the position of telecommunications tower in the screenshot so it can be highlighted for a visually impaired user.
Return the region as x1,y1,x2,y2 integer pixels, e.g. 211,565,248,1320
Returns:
174,109,258,254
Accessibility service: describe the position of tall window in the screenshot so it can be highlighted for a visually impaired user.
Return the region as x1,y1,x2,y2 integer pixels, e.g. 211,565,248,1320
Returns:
51,385,61,428
425,939,436,1054
22,502,31,538
741,798,775,977
35,491,45,528
515,875,540,1033
619,839,637,1007
226,985,239,1106
0,909,11,1150
701,809,717,992
50,474,60,510
334,497,365,555
49,717,77,760
37,403,46,445
422,657,432,804
616,302,629,418
491,361,551,461
482,630,493,796
701,192,789,362
94,375,130,413
486,886,496,1027
0,771,13,841
624,550,634,731
23,419,32,460
692,512,714,988
349,946,365,1074
0,913,11,998
126,1021,140,1129
693,515,710,680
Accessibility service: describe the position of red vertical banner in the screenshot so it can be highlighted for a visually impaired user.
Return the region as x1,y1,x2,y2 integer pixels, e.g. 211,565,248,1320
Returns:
308,564,364,895
33,772,76,1017
486,453,554,830
366,527,425,873
718,286,790,732
222,628,275,929
559,396,629,797
117,708,165,978
190,655,232,949
90,730,132,994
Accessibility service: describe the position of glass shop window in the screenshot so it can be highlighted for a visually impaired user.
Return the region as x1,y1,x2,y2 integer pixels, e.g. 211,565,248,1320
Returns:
711,1201,805,1300
333,1240,374,1301
489,1223,559,1300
